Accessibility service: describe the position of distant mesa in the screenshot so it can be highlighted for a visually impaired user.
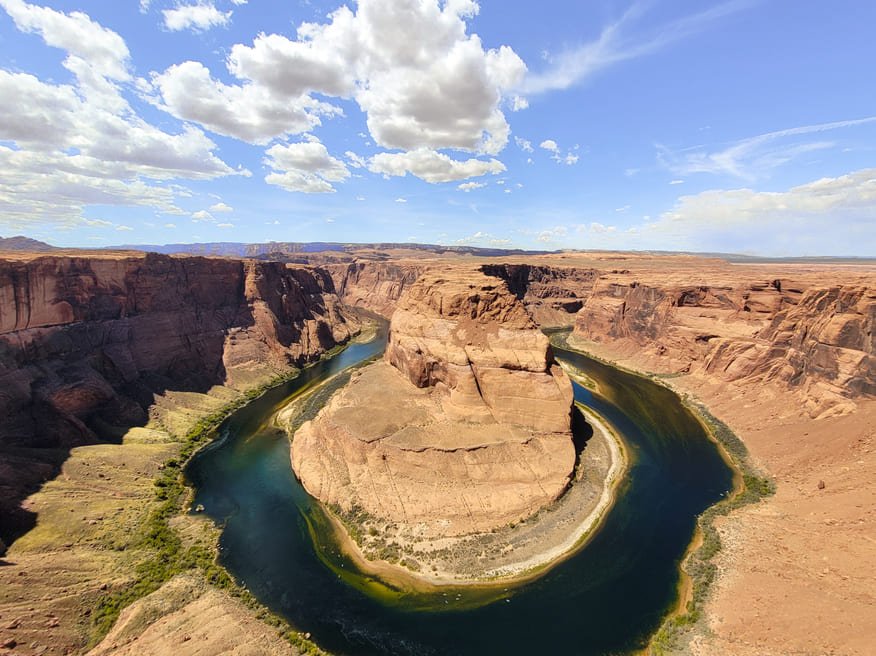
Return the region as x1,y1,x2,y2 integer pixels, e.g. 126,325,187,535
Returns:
0,235,56,251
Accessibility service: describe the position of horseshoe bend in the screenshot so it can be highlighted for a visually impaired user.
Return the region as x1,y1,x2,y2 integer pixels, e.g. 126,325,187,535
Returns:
0,245,872,656
289,268,620,583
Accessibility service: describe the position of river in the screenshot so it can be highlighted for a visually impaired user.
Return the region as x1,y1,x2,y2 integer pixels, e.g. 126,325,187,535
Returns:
185,322,733,655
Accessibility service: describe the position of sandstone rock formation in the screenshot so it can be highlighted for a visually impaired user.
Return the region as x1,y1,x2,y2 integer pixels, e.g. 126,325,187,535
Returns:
570,272,874,416
327,261,425,318
0,252,359,546
291,268,575,540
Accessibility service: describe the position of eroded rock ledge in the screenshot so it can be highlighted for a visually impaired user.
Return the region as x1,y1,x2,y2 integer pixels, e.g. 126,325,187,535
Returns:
291,268,578,554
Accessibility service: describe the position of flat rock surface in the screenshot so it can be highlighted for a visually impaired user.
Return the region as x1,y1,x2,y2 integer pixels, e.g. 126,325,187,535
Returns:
292,362,575,539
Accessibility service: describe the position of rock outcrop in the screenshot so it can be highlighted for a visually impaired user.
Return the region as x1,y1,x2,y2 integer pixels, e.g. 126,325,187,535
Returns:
570,272,875,416
327,261,425,318
0,253,358,545
291,268,575,540
480,263,599,326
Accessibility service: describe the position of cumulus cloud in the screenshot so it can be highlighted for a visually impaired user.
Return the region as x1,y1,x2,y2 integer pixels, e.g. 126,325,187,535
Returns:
536,226,568,244
0,0,130,80
649,168,876,253
152,0,527,180
539,138,578,165
369,148,505,183
191,209,214,222
209,201,233,212
150,61,341,145
514,136,533,152
458,181,486,191
456,230,512,246
162,2,232,33
345,151,367,168
0,1,238,228
264,138,350,193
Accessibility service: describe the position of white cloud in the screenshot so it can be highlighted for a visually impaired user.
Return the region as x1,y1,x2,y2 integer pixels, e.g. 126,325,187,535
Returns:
150,61,341,145
395,197,407,203
209,201,233,212
264,138,350,193
152,0,526,168
615,205,630,212
514,136,533,152
647,168,876,253
658,116,876,181
369,148,505,183
538,138,578,165
162,3,232,33
345,151,367,168
458,181,486,191
577,222,617,234
164,223,177,228
670,179,684,185
456,230,511,246
0,3,238,228
536,226,568,244
523,1,750,94
191,209,214,222
0,0,130,80
216,222,234,228
115,225,133,231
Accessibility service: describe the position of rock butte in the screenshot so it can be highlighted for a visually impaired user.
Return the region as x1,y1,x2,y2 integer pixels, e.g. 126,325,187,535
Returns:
291,268,576,540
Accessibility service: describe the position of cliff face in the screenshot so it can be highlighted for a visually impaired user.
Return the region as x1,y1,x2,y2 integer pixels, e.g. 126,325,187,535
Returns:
571,274,874,416
0,253,358,546
385,269,573,430
291,268,576,540
480,263,599,326
0,253,357,447
327,261,425,318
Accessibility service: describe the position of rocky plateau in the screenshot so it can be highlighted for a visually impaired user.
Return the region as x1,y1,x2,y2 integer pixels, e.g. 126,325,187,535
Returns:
291,268,577,548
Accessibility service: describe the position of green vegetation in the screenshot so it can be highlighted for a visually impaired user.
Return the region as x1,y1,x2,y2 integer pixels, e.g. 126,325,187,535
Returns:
88,366,329,655
651,403,775,655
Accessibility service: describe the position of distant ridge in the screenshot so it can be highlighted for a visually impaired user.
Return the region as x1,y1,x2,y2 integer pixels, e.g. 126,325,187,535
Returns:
109,241,554,258
0,235,56,251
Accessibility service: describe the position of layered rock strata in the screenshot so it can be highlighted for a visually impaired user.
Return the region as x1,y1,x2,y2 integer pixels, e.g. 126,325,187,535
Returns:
0,253,358,544
570,274,874,416
291,269,575,540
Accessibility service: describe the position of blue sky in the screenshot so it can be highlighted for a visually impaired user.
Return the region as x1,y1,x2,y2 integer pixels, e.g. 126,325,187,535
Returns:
0,0,873,255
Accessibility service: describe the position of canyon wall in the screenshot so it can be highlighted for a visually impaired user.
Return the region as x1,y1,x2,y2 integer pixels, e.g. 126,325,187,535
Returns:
327,261,425,318
0,253,359,546
291,268,576,540
570,272,875,416
0,253,358,447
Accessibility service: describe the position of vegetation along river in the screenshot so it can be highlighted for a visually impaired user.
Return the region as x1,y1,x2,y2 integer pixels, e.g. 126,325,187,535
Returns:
186,322,734,655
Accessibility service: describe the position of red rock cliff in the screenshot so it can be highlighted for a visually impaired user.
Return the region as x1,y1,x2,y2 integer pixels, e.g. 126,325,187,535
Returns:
0,253,358,448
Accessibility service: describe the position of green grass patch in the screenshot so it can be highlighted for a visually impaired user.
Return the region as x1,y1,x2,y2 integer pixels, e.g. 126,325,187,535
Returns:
88,366,330,656
651,403,775,654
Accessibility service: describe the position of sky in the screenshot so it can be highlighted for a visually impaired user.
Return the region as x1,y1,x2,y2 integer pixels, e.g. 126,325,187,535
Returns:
0,0,874,255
